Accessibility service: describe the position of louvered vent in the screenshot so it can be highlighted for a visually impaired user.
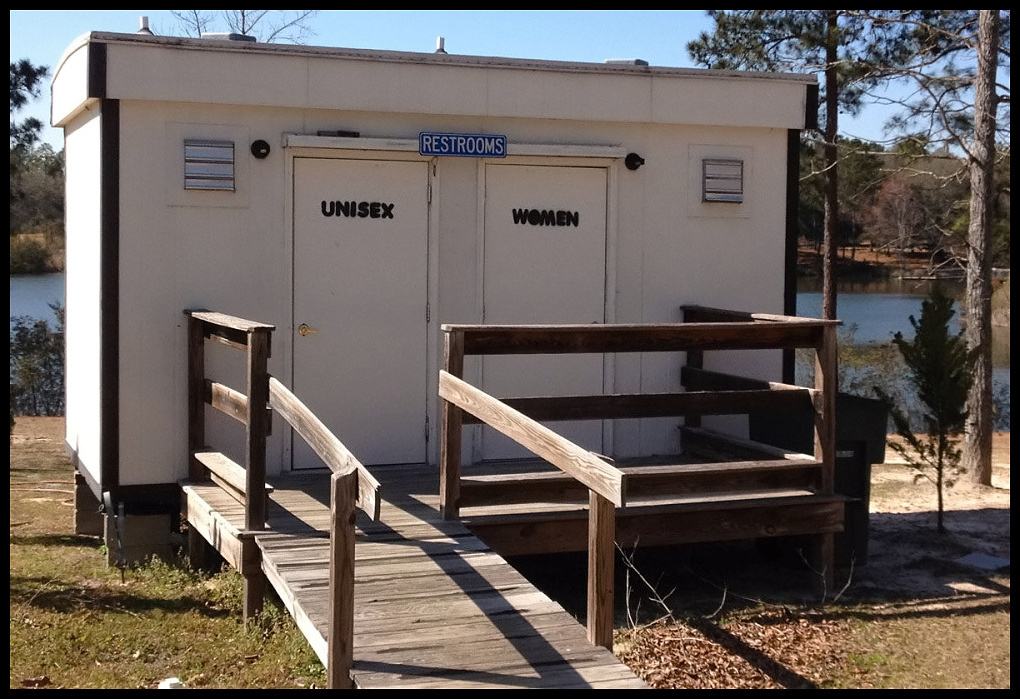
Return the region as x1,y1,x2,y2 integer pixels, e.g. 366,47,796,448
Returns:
184,140,235,191
702,158,743,203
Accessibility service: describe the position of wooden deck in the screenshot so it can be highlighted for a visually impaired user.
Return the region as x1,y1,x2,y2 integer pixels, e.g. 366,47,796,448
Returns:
183,466,647,689
179,306,846,688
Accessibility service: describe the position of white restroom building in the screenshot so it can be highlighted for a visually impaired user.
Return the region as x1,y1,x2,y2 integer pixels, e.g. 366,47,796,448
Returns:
52,30,818,508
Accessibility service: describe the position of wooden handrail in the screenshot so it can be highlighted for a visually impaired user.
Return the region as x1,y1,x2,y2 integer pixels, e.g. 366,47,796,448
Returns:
268,377,381,522
265,378,370,688
459,388,813,424
442,321,824,355
185,309,276,352
681,365,813,394
439,371,626,507
186,309,273,626
186,310,276,333
438,370,623,648
437,306,840,642
681,366,823,411
185,308,365,687
205,379,249,425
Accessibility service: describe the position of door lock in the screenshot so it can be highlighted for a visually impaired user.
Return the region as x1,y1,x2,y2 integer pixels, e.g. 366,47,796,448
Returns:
297,323,319,337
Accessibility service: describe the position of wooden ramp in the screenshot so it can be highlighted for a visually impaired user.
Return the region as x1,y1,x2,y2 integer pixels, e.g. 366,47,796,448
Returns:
183,467,646,689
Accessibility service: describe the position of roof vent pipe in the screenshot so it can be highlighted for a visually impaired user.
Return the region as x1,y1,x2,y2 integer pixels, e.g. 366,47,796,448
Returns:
137,16,154,35
435,36,447,54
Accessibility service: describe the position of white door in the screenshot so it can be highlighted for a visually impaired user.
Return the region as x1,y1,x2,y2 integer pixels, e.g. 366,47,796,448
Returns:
480,163,608,461
292,157,429,467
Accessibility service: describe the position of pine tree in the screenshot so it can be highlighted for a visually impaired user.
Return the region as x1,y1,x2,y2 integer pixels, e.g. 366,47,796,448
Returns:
875,287,974,533
688,11,893,320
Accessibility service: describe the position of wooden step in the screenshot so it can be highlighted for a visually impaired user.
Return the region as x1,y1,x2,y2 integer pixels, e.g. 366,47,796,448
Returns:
464,491,847,556
460,459,822,507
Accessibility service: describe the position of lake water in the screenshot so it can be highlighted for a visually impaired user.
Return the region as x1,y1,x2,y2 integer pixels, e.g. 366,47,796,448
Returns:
9,273,64,326
7,273,1007,363
797,277,1010,428
8,272,1010,425
797,277,1010,368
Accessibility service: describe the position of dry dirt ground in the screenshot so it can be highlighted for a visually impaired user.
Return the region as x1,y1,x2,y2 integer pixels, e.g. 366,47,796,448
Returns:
607,434,1011,689
9,418,1010,689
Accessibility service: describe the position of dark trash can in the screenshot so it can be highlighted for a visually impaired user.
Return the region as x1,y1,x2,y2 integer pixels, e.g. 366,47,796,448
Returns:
749,393,888,570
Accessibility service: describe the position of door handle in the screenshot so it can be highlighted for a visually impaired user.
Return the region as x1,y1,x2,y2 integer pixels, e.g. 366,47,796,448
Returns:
297,323,319,337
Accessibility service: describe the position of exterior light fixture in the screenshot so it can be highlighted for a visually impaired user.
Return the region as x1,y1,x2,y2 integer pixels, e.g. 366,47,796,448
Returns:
625,153,645,170
250,139,271,159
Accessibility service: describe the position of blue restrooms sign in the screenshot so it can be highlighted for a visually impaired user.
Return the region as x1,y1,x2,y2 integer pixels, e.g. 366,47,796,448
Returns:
419,132,507,158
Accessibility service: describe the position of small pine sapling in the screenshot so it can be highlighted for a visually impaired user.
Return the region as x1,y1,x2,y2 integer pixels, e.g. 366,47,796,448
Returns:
875,286,974,533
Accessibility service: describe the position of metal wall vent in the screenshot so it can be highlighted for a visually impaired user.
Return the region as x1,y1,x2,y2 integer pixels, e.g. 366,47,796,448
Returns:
184,140,235,191
702,158,744,203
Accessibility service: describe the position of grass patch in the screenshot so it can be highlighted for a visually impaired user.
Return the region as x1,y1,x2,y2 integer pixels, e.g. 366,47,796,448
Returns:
847,650,889,674
9,417,325,689
835,601,1012,689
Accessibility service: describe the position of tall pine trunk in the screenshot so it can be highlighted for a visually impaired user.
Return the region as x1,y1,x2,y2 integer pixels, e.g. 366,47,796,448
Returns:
936,433,948,534
936,466,945,533
963,10,998,486
822,10,840,320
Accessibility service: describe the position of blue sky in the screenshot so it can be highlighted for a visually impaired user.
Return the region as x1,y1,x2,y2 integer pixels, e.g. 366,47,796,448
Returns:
11,10,896,147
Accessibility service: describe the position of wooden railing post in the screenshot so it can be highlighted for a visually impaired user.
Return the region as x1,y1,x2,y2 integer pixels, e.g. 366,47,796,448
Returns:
812,324,837,591
328,469,358,689
683,352,704,429
587,491,616,649
680,308,704,431
244,328,271,530
186,315,213,571
187,316,206,481
440,330,465,520
813,325,837,494
243,327,271,622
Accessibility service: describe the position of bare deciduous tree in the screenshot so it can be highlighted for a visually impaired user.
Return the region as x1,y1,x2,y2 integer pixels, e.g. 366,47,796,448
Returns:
171,10,319,44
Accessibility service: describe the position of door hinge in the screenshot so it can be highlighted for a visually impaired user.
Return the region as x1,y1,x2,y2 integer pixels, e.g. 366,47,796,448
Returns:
425,302,431,323
427,181,432,204
424,415,430,442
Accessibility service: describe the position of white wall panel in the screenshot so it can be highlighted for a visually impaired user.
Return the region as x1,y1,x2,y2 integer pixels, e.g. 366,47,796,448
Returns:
63,108,103,484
